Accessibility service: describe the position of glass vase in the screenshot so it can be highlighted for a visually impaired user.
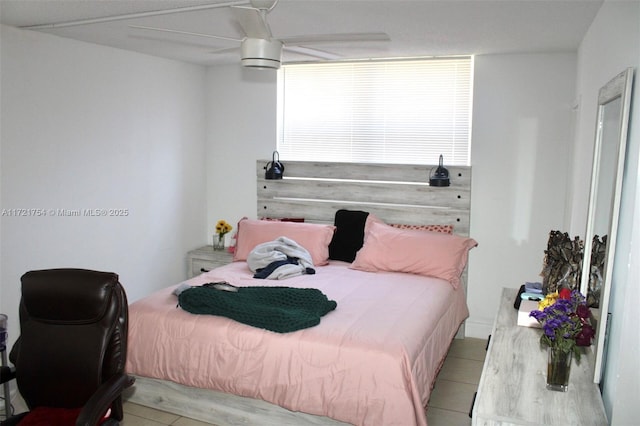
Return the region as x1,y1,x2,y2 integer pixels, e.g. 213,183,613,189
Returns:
213,233,225,251
547,347,572,392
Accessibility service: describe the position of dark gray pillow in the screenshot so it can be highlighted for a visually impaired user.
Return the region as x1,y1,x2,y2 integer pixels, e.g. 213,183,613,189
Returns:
328,209,370,262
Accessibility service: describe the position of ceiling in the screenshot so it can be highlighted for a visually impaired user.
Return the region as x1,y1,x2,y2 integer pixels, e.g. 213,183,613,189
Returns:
0,0,604,66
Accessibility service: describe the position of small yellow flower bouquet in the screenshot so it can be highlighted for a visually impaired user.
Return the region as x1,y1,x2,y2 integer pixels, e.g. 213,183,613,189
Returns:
214,219,233,250
215,219,233,236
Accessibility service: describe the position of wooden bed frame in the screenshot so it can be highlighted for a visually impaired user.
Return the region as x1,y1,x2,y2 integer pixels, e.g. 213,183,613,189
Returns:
124,160,472,425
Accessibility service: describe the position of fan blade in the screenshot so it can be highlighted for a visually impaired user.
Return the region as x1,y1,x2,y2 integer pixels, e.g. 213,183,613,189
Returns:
283,46,341,60
249,0,278,11
231,6,272,39
281,33,390,46
209,46,240,55
129,25,242,43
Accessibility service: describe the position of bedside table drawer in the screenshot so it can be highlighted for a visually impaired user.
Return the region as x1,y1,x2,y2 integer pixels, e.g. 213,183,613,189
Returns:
191,259,216,277
186,246,234,278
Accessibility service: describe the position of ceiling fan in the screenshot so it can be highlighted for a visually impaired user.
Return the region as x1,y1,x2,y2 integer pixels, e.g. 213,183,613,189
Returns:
129,0,390,69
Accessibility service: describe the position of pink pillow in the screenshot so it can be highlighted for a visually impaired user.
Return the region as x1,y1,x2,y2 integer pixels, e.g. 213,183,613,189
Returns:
233,218,336,266
351,220,477,288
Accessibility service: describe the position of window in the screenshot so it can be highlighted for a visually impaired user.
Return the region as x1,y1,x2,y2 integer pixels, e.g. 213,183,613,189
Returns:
277,56,473,165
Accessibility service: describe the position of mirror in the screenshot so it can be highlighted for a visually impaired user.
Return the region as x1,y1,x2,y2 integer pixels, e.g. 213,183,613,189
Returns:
580,68,634,384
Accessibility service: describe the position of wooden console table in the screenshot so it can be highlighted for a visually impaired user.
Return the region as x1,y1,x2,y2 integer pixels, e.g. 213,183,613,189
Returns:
472,288,607,425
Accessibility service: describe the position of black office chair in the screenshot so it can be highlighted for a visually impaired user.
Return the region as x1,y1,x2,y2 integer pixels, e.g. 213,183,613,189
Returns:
0,269,134,426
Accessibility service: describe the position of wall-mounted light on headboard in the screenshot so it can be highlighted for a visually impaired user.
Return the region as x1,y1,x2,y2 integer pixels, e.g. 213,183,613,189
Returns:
264,151,285,180
429,155,450,187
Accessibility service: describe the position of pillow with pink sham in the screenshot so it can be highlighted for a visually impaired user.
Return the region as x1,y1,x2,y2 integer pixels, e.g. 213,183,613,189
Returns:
364,214,454,235
351,220,477,288
233,218,336,266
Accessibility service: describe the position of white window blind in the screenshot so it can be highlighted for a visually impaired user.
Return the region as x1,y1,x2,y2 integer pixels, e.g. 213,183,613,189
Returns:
277,56,473,165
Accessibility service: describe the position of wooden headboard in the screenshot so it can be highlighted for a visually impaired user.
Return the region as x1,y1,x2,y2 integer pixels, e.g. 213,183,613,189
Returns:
256,160,471,236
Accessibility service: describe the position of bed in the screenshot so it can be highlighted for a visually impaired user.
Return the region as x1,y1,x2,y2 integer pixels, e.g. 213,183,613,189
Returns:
124,161,474,426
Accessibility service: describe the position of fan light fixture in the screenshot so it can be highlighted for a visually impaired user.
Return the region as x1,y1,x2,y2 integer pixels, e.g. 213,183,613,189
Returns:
429,155,450,187
241,38,283,69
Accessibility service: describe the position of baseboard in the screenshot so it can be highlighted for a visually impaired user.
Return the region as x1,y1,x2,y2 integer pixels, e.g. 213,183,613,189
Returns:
463,319,493,339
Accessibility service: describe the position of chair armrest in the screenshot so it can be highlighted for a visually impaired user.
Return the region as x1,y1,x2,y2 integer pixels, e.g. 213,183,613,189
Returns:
0,365,16,384
75,373,135,426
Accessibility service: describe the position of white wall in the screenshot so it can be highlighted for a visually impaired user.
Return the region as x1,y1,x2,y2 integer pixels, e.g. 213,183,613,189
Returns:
573,1,640,423
570,2,640,237
467,53,577,337
204,65,277,240
0,25,208,349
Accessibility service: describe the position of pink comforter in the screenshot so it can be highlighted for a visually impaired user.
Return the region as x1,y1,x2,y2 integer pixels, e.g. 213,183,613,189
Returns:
126,261,469,426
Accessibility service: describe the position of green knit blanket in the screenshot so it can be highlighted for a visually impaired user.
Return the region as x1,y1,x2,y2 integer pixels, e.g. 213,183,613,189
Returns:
178,286,337,333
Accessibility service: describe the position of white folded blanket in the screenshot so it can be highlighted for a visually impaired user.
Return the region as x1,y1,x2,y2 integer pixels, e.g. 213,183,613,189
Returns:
247,236,315,280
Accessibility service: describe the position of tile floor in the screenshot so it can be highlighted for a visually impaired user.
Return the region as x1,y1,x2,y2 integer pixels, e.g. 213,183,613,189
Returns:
425,337,487,426
120,337,487,426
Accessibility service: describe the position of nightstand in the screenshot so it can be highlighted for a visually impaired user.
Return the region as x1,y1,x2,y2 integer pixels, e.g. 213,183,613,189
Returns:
186,246,234,278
